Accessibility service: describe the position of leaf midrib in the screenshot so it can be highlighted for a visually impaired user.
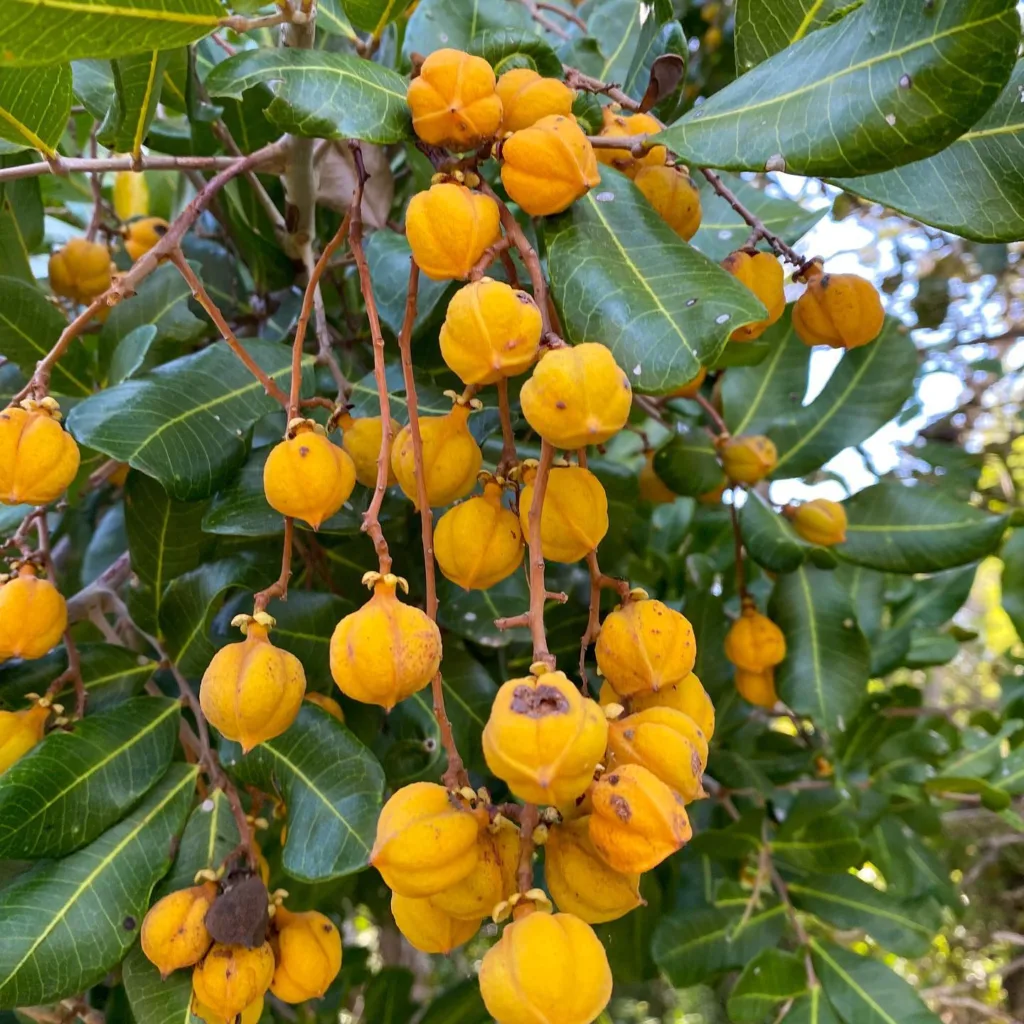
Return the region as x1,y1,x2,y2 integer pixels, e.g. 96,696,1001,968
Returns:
787,880,930,934
9,0,221,26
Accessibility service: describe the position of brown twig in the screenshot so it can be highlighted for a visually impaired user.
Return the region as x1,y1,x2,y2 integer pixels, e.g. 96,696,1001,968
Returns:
694,392,729,436
515,0,570,38
0,154,247,184
729,499,747,599
526,441,556,668
495,591,569,631
537,0,586,29
254,517,294,613
564,66,643,114
517,803,541,892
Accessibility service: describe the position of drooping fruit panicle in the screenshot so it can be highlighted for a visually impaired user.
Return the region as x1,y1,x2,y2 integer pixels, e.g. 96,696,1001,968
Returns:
496,68,575,133
124,217,169,262
141,882,217,977
518,462,608,564
784,498,848,546
48,237,112,304
191,943,275,1021
0,398,81,506
792,263,885,349
601,671,715,742
634,164,702,240
391,893,482,954
336,410,396,488
719,434,778,485
0,703,49,774
405,182,501,281
721,250,785,342
596,109,666,177
0,566,67,662
269,908,342,1003
724,600,787,674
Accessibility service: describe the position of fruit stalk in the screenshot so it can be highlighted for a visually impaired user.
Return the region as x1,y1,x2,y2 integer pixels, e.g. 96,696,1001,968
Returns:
526,442,556,669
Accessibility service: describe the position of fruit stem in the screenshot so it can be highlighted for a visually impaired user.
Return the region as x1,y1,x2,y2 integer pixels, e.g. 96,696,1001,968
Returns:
517,803,541,893
693,392,729,437
253,517,294,613
526,441,556,670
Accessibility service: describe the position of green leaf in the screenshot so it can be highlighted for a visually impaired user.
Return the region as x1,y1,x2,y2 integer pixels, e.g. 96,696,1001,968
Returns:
652,427,726,498
925,774,1012,811
810,940,942,1024
317,0,359,40
342,0,412,33
72,60,115,120
418,979,490,1024
837,482,1007,573
585,0,646,85
0,764,196,1009
221,704,385,881
0,0,224,66
67,340,314,502
403,0,536,59
783,989,842,1024
658,0,1019,178
260,591,354,683
727,948,808,1023
0,697,180,860
941,719,1020,779
546,168,768,393
107,325,158,385
363,967,417,1024
735,0,854,68
205,50,412,145
1002,530,1024,642
0,158,43,284
0,66,72,157
769,565,870,737
469,29,563,78
97,51,169,158
366,231,453,337
740,491,811,573
869,816,955,904
772,816,862,874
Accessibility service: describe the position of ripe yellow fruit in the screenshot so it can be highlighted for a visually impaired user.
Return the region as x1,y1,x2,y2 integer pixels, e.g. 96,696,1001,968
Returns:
720,434,777,484
0,568,67,662
724,601,786,673
479,908,612,1024
0,704,49,774
391,404,482,507
192,943,275,1021
589,764,691,872
722,251,785,342
124,217,169,262
439,277,543,385
192,994,263,1024
496,68,574,133
594,596,696,697
500,114,600,216
406,183,501,281
330,572,442,710
0,399,81,506
263,420,356,530
199,613,306,753
370,781,484,897
112,170,149,220
434,481,524,590
391,893,482,954
596,109,666,177
337,411,396,488
793,266,885,349
482,667,607,807
520,342,631,449
270,908,342,1003
634,164,703,240
304,691,344,722
518,463,608,563
407,48,502,149
429,818,519,921
545,816,641,924
735,666,779,709
638,450,676,504
48,237,112,304
141,882,217,977
670,366,707,398
785,498,848,546
601,671,715,742
606,707,708,803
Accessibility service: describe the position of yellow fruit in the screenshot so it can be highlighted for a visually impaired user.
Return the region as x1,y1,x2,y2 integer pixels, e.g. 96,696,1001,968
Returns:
0,400,81,506
124,217,169,262
724,601,786,673
482,667,607,807
329,572,442,710
496,68,574,133
391,404,482,507
634,164,703,240
429,818,519,921
670,366,706,398
698,481,727,505
545,816,641,924
594,596,696,697
199,613,306,753
48,237,112,304
793,265,885,349
407,48,502,149
0,568,67,662
638,450,676,504
270,908,342,1003
370,781,484,897
721,251,785,342
720,434,777,484
406,183,502,281
500,114,600,216
479,908,612,1024
520,342,631,449
141,882,217,977
735,666,779,709
0,704,49,774
434,481,524,590
596,109,666,177
337,411,396,488
518,463,608,563
439,277,543,385
606,707,708,803
785,498,848,546
602,671,715,741
192,994,263,1024
192,943,274,1021
391,893,482,954
304,691,345,722
112,170,149,220
263,420,356,530
589,764,691,872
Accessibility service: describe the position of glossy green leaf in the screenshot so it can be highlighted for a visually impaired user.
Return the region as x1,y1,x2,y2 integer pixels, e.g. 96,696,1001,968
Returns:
1001,530,1024,641
727,948,807,1023
0,66,72,156
97,52,169,158
108,325,158,385
772,816,862,874
545,167,767,393
366,230,453,336
622,2,685,105
658,0,1019,177
735,0,852,69
437,572,530,648
740,490,811,573
470,29,563,78
925,774,1011,811
318,0,359,39
0,158,43,284
342,0,412,33
418,979,490,1024
652,427,726,498
259,591,354,684
364,967,417,1024
403,0,536,59
869,817,956,904
584,0,646,85
71,60,115,120
0,764,196,1009
205,50,412,145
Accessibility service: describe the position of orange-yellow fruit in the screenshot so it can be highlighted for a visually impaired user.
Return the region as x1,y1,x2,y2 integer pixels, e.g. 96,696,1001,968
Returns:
500,114,600,216
391,893,482,954
589,763,691,872
724,602,786,673
520,342,631,449
496,68,574,133
518,463,608,564
0,400,81,506
48,237,111,304
793,266,885,349
439,277,542,385
270,908,342,1003
670,367,706,398
634,164,702,240
304,691,344,722
722,251,785,342
337,411,396,488
141,882,217,977
0,704,49,774
785,498,848,546
638,450,676,504
720,434,777,484
482,668,607,807
199,614,305,753
735,666,779,708
596,109,666,177
601,671,715,741
698,481,727,504
263,420,356,530
406,183,501,281
479,908,612,1024
407,48,502,149
434,481,523,590
191,994,263,1024
429,818,519,921
192,943,274,1021
392,404,482,508
330,573,442,710
0,568,67,662
124,217,169,262
113,170,149,220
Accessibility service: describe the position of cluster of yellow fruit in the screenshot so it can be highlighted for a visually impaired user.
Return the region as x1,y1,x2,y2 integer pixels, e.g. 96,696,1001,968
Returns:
140,881,341,1023
724,598,787,708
